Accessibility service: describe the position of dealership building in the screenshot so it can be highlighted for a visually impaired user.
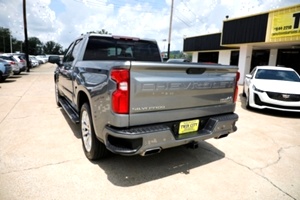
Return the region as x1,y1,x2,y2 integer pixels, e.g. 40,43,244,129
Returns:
183,4,300,84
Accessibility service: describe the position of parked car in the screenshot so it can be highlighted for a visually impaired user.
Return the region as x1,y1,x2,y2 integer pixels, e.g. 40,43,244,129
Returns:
166,58,190,63
10,55,27,72
243,66,300,112
0,59,13,82
29,56,40,68
35,55,48,64
0,55,21,75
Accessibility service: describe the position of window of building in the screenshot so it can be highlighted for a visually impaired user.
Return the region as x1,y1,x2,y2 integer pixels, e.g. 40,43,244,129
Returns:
250,50,270,71
198,52,219,63
230,51,239,65
277,49,300,75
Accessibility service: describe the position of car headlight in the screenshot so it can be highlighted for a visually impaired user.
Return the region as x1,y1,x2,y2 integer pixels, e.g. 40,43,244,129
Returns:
252,85,264,93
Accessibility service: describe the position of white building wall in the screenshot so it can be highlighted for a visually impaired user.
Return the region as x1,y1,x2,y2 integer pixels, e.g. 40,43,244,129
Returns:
238,45,253,85
218,50,231,65
268,49,278,66
192,52,198,62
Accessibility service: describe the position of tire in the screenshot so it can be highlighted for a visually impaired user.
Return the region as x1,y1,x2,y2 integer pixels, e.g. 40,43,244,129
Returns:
246,90,251,109
242,87,246,97
80,103,108,160
55,81,61,107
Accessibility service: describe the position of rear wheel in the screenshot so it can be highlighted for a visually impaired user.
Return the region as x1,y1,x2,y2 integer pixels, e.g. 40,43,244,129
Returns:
80,103,108,160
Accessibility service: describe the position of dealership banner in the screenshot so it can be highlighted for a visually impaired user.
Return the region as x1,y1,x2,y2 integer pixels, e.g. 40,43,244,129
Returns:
270,6,300,39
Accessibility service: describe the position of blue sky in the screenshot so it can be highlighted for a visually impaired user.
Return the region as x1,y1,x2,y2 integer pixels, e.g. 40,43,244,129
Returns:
0,0,299,51
49,0,66,15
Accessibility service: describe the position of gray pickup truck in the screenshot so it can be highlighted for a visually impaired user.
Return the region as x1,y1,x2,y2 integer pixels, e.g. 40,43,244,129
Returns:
49,33,239,160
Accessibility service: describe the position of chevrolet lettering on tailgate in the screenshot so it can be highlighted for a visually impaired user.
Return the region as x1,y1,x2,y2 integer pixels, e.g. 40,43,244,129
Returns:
140,81,234,91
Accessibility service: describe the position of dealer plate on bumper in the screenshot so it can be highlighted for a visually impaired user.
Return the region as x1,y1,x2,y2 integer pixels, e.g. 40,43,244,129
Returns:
179,119,199,134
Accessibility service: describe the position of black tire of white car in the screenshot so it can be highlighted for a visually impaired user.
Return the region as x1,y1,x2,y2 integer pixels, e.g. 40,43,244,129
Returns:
246,90,251,109
80,103,108,160
242,87,246,97
0,72,3,83
55,81,61,107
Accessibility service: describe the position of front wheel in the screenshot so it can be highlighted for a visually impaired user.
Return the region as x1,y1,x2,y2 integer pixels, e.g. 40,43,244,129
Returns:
0,72,3,83
246,90,251,109
242,87,246,97
80,103,109,160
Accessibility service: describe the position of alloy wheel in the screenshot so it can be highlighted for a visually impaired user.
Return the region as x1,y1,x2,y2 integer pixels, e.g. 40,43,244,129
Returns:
81,110,92,152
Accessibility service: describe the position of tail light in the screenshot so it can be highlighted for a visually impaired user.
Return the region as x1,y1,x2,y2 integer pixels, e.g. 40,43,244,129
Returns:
10,61,16,65
111,69,129,114
233,72,240,103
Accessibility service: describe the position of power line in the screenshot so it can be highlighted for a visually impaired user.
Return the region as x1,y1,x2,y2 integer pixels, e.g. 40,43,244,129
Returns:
180,0,198,18
72,0,166,14
71,0,206,37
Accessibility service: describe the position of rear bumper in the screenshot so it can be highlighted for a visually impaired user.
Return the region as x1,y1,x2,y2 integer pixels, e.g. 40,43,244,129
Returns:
102,113,238,156
12,66,20,74
3,67,13,77
20,65,27,72
13,68,20,73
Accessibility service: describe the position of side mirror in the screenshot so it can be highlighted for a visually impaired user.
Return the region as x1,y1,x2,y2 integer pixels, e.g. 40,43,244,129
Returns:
48,56,61,66
245,74,252,79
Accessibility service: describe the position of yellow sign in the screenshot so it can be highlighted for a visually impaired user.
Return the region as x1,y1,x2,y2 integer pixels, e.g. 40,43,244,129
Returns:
271,8,300,38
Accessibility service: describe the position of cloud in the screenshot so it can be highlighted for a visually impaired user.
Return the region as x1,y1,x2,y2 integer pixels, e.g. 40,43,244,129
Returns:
0,0,299,52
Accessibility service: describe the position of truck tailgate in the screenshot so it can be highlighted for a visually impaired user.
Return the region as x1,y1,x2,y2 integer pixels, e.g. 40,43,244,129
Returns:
129,61,238,125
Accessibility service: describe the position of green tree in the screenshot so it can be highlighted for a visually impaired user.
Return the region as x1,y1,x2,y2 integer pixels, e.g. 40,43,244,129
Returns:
0,27,13,53
82,29,112,35
96,29,111,35
0,27,66,55
43,41,64,54
27,37,43,55
12,40,24,53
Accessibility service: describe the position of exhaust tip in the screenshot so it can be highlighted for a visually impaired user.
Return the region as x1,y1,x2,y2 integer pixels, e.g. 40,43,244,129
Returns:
214,134,229,139
141,147,162,156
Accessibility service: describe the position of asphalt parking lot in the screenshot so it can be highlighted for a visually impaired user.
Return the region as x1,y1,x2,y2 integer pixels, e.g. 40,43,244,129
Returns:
0,63,299,200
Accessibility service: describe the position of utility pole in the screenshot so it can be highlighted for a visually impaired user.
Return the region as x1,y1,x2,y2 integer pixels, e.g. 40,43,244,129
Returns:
3,35,5,53
23,0,30,72
10,33,12,53
167,0,174,60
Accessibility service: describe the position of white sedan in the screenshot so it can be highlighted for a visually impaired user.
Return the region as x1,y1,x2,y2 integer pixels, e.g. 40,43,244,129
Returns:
243,66,300,112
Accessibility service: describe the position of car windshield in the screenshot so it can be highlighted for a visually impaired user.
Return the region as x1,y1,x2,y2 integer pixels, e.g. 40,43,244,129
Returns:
255,69,300,82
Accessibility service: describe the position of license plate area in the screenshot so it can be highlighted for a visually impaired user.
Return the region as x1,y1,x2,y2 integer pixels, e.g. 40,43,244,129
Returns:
179,119,199,134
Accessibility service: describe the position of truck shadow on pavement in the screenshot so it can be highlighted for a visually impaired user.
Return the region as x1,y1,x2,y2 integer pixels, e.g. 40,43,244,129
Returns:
59,106,226,187
239,93,300,118
94,141,225,187
60,109,81,139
